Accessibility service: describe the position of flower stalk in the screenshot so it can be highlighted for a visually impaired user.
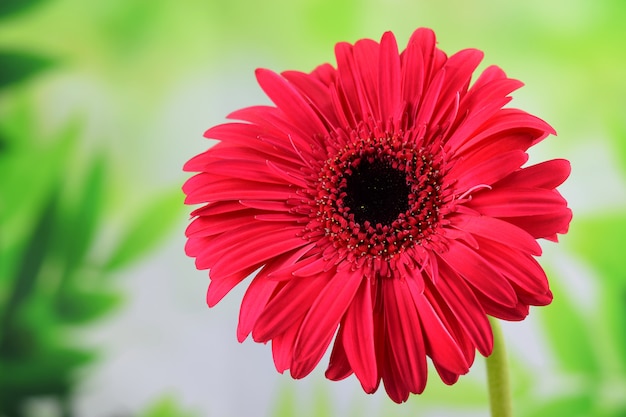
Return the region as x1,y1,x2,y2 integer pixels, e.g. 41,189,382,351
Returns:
486,317,513,417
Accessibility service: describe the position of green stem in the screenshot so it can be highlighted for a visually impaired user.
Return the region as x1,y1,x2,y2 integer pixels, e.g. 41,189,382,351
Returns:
486,317,513,417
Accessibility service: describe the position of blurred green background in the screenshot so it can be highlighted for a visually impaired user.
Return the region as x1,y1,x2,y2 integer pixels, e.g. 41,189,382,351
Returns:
1,0,625,416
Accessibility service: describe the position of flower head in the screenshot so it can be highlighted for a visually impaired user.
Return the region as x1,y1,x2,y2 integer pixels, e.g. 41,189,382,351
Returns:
183,28,571,403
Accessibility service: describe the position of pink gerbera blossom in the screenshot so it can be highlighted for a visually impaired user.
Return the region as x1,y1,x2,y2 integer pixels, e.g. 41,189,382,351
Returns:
183,28,571,403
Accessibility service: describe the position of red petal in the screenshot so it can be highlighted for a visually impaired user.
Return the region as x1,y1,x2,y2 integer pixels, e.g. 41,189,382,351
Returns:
401,27,438,111
272,317,301,373
291,333,335,379
210,226,306,279
448,214,542,256
414,295,469,375
428,49,484,128
467,187,568,218
383,278,427,395
432,260,493,356
281,69,340,128
496,158,571,190
506,208,572,240
201,159,292,185
186,209,258,238
434,362,461,385
341,278,378,393
475,291,530,321
438,240,518,307
423,278,476,364
325,326,354,381
293,268,363,363
252,273,329,342
381,341,410,403
236,247,313,342
378,31,402,122
255,68,329,136
446,69,524,151
452,109,555,156
335,41,373,121
449,150,529,194
184,178,296,204
239,199,292,212
189,200,248,217
474,237,550,298
237,275,279,342
191,222,291,270
352,38,381,119
206,265,258,307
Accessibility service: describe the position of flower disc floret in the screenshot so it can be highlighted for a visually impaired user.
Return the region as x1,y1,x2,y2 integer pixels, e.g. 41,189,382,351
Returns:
306,132,444,262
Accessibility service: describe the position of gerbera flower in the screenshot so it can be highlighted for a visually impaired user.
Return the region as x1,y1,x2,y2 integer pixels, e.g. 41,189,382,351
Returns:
183,28,571,403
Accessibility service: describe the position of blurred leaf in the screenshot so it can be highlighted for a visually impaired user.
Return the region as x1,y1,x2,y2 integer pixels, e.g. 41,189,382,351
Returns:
540,276,600,375
0,116,80,291
0,115,80,234
404,370,487,408
59,154,107,274
272,382,298,417
0,0,48,19
602,287,626,374
105,188,183,271
567,213,626,374
521,391,593,417
311,384,333,417
608,119,626,175
140,394,199,417
0,188,58,357
568,214,626,287
55,289,122,324
0,51,54,89
0,345,92,403
0,131,8,153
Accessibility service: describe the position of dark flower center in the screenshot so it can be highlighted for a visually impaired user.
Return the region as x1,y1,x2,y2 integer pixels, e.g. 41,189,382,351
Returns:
302,133,445,261
343,159,410,227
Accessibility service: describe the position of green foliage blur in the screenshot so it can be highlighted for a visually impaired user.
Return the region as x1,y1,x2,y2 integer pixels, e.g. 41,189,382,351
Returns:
0,0,184,416
0,0,625,416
